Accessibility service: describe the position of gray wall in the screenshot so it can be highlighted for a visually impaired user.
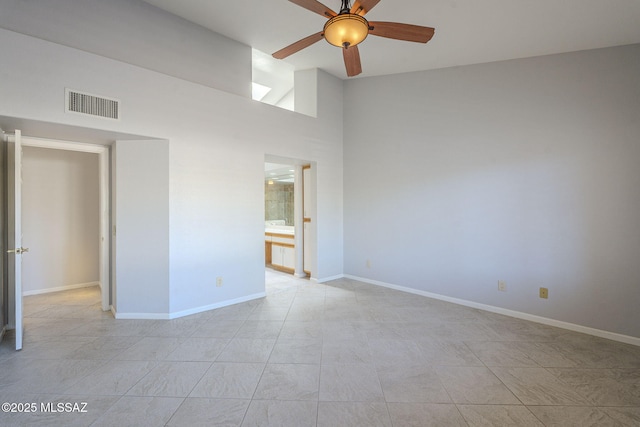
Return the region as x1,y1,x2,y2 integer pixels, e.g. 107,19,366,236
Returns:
22,146,100,293
344,44,640,338
113,140,170,315
0,0,251,98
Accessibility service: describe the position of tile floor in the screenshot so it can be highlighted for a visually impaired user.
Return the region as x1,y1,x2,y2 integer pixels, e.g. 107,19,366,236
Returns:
0,269,639,426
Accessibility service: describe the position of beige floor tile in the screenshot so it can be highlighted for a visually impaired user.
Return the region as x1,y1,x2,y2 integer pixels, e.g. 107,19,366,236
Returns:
190,319,245,338
164,337,229,361
64,360,157,395
600,407,640,426
490,367,590,405
71,336,143,360
253,363,320,400
510,341,582,368
189,362,265,399
126,361,211,397
216,338,276,363
113,336,184,360
147,317,206,337
484,318,568,342
465,341,540,367
93,319,162,337
268,338,322,364
527,406,618,426
0,394,119,427
319,363,384,402
317,401,391,427
206,303,256,321
279,321,324,339
286,305,325,322
457,404,544,426
91,396,183,427
243,400,317,427
235,320,284,339
415,338,483,366
8,358,107,393
3,269,638,426
322,338,373,364
367,338,424,365
25,318,88,337
436,366,520,404
547,336,640,368
167,398,250,426
547,368,640,406
387,403,467,427
377,363,451,403
323,320,370,340
10,338,90,360
247,306,290,322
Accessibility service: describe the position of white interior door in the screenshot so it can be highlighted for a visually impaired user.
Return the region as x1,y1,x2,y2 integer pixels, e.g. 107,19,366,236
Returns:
7,130,25,350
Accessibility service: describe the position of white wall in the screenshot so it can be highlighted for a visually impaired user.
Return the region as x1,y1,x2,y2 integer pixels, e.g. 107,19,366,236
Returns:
344,44,640,339
113,140,170,316
22,146,99,294
0,23,344,318
294,69,318,118
0,0,251,98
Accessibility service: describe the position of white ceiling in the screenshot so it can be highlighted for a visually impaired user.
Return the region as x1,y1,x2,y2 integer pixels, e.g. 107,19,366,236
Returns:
142,0,640,79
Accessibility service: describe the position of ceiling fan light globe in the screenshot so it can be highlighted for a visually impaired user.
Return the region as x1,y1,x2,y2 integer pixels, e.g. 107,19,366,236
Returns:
323,13,369,48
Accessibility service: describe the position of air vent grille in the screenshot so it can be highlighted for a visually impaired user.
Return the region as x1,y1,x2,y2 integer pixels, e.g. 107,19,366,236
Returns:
66,89,120,120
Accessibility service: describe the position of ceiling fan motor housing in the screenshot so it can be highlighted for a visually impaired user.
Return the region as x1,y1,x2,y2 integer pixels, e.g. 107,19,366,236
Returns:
323,13,369,48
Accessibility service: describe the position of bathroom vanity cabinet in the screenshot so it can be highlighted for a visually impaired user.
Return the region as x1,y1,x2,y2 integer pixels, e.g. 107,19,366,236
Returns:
265,232,295,273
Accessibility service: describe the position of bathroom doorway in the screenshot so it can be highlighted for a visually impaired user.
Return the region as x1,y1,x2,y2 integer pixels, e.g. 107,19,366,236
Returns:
264,156,316,281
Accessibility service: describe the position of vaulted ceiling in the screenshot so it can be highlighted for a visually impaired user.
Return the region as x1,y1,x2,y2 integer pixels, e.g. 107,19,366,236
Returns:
142,0,640,79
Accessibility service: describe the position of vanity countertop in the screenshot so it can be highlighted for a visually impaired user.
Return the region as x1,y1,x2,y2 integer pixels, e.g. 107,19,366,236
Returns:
265,226,294,236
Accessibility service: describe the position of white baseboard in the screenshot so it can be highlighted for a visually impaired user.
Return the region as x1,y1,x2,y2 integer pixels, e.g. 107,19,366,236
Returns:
344,274,640,347
114,312,171,320
314,274,345,283
22,281,100,296
112,292,267,320
168,292,267,319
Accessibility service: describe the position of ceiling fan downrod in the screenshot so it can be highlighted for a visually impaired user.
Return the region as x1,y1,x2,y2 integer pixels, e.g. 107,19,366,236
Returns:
339,0,351,14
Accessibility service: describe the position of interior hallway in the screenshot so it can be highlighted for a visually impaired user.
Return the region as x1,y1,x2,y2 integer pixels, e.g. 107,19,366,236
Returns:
0,270,639,426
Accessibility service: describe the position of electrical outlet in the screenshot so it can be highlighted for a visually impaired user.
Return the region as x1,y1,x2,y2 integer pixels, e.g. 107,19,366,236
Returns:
539,287,548,299
216,277,223,287
498,280,507,292
366,259,371,268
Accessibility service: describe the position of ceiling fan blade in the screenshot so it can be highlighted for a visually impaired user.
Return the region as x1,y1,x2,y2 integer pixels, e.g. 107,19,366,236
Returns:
350,0,381,16
343,45,362,77
272,32,324,59
368,21,435,43
289,0,337,18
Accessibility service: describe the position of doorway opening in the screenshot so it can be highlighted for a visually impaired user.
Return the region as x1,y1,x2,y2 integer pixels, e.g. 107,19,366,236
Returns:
264,156,316,288
21,137,110,312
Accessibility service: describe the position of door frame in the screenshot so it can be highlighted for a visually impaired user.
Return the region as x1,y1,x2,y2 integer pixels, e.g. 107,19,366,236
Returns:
264,155,317,280
21,136,110,311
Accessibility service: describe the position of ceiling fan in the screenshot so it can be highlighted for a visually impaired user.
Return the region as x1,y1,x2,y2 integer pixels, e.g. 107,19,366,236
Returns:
272,0,435,77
